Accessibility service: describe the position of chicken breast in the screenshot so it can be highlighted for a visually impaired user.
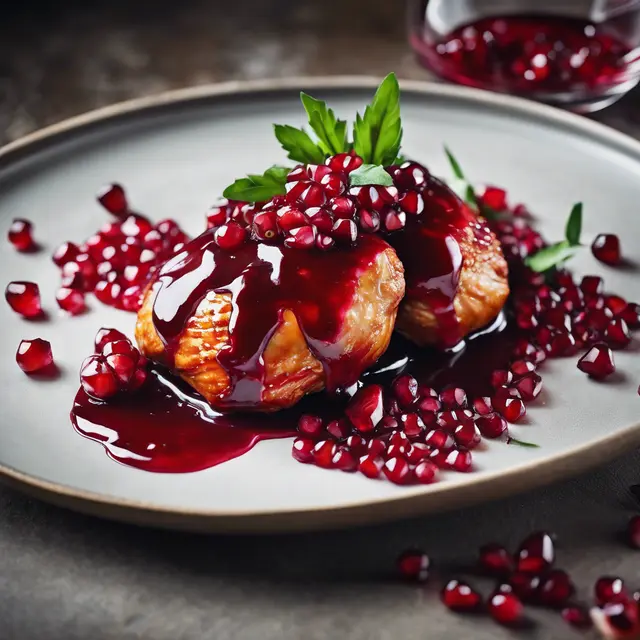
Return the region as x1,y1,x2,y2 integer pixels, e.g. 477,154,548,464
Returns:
136,236,404,412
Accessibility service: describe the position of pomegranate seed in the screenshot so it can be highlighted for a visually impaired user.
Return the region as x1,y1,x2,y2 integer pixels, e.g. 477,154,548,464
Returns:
493,389,526,423
605,318,631,349
7,219,35,251
453,422,481,449
56,287,85,315
594,600,639,637
620,302,640,328
627,515,640,549
73,254,99,291
286,165,310,182
417,396,441,413
562,606,592,629
315,233,335,251
326,418,352,441
397,549,430,582
345,435,367,457
311,440,337,469
284,225,316,250
413,459,437,484
436,448,473,472
97,183,128,216
331,218,358,244
299,183,326,208
398,191,425,215
509,572,541,602
276,205,307,232
595,577,628,606
332,448,357,472
16,338,53,373
345,385,384,433
326,153,363,174
481,186,507,210
249,210,277,242
5,281,42,318
437,409,473,428
80,355,119,400
121,285,144,312
512,372,542,401
298,414,323,438
367,439,387,458
488,592,523,626
473,397,493,415
476,413,508,439
581,275,604,297
357,209,381,233
214,222,246,250
511,360,536,376
304,207,334,233
441,579,481,612
206,203,229,228
538,569,574,608
424,429,455,449
120,214,152,239
591,234,621,266
328,197,356,219
577,343,615,380
516,531,555,573
306,164,332,182
292,437,315,463
479,543,513,575
407,442,432,464
94,327,128,353
52,241,81,267
358,455,383,478
392,374,419,408
398,413,425,439
491,369,513,388
382,209,406,232
383,456,413,484
439,386,468,409
392,162,429,191
319,172,346,198
94,281,122,307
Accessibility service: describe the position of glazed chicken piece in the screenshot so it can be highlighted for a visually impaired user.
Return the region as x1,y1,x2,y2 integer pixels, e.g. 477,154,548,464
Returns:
389,175,509,348
136,235,404,412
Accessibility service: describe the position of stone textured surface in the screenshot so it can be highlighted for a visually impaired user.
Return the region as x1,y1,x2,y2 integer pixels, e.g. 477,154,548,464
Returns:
1,1,640,639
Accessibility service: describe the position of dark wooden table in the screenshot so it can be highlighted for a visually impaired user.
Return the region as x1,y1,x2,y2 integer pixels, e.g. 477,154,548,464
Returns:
1,2,639,639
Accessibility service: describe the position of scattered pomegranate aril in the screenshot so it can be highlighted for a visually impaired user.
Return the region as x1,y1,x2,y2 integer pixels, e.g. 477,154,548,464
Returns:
16,338,53,373
357,209,381,233
392,374,419,408
398,191,425,215
453,421,481,449
97,183,128,217
591,234,621,266
439,386,468,409
56,287,85,315
398,412,426,439
481,186,507,211
577,343,616,380
94,281,122,307
367,439,387,458
298,414,324,438
311,440,337,469
332,448,357,471
121,285,144,312
537,569,574,608
331,218,358,244
94,327,128,353
382,209,406,232
424,429,455,449
581,275,604,297
326,153,363,174
326,418,352,441
214,222,247,250
478,543,513,575
52,241,80,267
304,207,333,233
284,225,316,250
206,203,230,228
292,437,315,463
512,372,542,401
605,318,631,349
80,355,120,400
276,205,307,232
627,515,640,549
595,576,628,606
438,448,473,472
491,369,513,388
488,592,523,626
345,385,384,433
516,531,555,573
509,572,541,602
620,302,640,328
414,460,438,483
358,454,384,479
562,606,592,629
383,456,413,484
397,549,430,581
441,579,481,612
493,389,526,423
476,413,508,439
345,435,367,457
473,397,493,415
5,281,42,318
315,233,335,251
8,219,35,251
391,162,429,191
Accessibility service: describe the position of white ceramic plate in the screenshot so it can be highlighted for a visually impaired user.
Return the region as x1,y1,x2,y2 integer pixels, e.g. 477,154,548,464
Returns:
0,78,638,533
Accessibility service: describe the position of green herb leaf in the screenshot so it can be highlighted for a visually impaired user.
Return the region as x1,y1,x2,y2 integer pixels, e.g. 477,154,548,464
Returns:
507,436,540,449
349,164,394,187
273,124,326,164
444,146,480,210
353,73,403,166
300,92,348,156
565,202,583,246
223,165,289,202
524,240,577,273
394,154,407,165
444,146,465,181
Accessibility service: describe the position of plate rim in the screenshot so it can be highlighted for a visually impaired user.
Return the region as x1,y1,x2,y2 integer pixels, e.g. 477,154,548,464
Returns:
1,76,639,534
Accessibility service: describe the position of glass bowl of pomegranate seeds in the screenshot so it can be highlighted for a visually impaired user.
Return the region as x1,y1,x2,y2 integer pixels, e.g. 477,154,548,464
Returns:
408,0,640,112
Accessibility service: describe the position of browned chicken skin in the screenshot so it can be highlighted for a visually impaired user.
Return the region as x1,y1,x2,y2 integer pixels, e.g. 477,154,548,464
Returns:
136,242,405,411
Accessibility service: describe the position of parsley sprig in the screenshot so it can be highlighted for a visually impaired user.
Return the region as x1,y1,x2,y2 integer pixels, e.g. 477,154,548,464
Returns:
222,166,290,202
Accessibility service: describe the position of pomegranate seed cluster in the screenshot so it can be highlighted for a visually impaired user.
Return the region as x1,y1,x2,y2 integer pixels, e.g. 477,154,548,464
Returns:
206,154,431,252
79,328,148,401
398,529,640,636
52,184,190,314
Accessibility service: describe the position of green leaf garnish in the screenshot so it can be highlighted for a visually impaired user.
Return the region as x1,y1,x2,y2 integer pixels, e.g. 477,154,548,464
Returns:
223,165,289,202
300,93,348,156
353,73,403,167
444,146,465,181
273,125,326,164
349,164,394,187
507,436,540,449
565,202,583,246
524,202,583,272
444,146,480,211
